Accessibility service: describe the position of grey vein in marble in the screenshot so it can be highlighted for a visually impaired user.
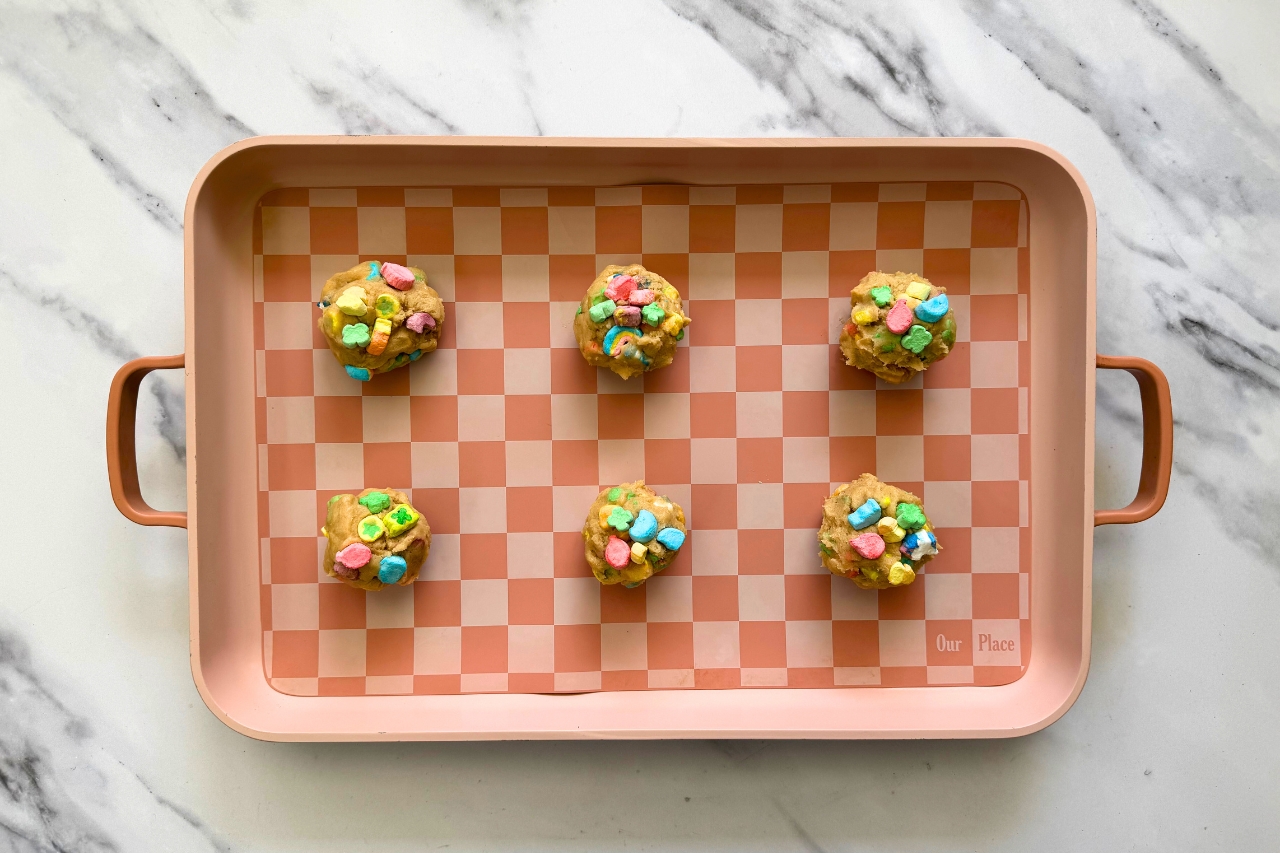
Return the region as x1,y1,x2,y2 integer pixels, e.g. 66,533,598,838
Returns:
0,265,184,459
0,629,227,852
0,3,254,231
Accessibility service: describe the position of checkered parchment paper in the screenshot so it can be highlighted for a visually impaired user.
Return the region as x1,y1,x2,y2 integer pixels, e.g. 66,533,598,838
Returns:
252,182,1031,697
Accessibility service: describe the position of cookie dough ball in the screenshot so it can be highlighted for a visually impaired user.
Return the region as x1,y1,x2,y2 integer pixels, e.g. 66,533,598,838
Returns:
317,261,445,382
818,473,940,590
583,481,688,586
573,265,691,380
322,488,431,591
839,271,955,383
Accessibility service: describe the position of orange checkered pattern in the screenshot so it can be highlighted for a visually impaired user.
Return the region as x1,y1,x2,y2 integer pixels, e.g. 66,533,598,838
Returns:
252,182,1031,697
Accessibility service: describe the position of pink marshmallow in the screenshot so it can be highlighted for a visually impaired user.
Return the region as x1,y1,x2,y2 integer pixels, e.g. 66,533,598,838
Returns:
614,305,641,326
405,312,436,333
381,262,416,291
605,275,636,303
851,532,886,560
605,536,631,569
627,288,656,306
886,298,913,334
336,542,371,567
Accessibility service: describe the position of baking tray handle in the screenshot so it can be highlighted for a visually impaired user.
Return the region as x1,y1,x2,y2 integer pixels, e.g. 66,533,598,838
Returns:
106,354,188,528
1094,355,1172,526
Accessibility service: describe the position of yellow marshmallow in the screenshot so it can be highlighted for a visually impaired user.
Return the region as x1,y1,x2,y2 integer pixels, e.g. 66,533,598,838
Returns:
336,286,368,316
853,309,876,325
888,562,916,586
630,541,647,564
660,314,685,335
905,297,921,311
662,286,680,302
906,281,931,301
877,516,906,543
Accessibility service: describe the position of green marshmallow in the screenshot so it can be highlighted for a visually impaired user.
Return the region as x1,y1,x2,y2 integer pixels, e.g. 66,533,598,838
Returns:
327,494,345,507
576,305,582,316
607,487,621,502
902,324,933,354
589,299,617,323
870,286,893,307
342,322,371,348
894,503,926,531
641,303,665,326
607,506,634,531
359,491,391,514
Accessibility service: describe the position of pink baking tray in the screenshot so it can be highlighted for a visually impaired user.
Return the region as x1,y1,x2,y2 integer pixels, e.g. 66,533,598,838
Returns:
106,138,1172,740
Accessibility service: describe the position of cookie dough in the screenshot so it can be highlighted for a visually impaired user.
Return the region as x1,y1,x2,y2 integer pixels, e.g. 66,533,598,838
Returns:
839,271,956,383
573,265,691,380
321,488,431,591
583,481,688,586
818,473,940,589
317,261,445,381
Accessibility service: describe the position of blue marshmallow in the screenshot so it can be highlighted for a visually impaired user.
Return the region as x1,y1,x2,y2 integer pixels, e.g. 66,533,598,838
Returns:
903,531,938,561
367,261,381,280
630,510,659,543
345,364,372,381
378,555,407,584
914,294,950,323
409,349,423,361
656,527,686,551
848,499,882,530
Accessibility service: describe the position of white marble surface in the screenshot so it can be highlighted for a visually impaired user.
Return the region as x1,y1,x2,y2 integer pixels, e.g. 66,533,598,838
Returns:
1,0,1278,849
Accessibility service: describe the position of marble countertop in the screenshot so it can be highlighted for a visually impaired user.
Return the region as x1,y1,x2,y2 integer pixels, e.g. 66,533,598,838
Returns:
2,0,1278,849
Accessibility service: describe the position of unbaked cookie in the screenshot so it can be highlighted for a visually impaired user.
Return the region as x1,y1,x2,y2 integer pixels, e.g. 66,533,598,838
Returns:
573,265,690,380
818,473,940,589
582,481,688,586
321,488,431,591
317,261,445,381
839,271,956,383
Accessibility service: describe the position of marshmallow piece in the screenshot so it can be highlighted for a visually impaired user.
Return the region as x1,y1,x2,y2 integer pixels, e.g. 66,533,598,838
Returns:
605,536,631,569
375,293,401,319
378,555,407,584
384,504,420,537
630,541,648,564
336,542,372,570
902,325,932,354
606,506,634,532
904,530,939,561
628,288,656,305
409,349,423,361
655,527,685,551
885,299,914,334
345,365,371,381
905,280,932,301
336,286,368,317
367,317,392,356
888,561,916,586
614,305,642,327
660,314,685,336
607,487,623,502
405,312,435,333
915,293,950,323
847,498,882,530
641,303,665,326
589,299,617,323
324,308,344,336
851,532,886,560
603,325,644,357
870,286,893,307
877,516,906,543
662,286,680,301
342,323,371,348
381,262,416,290
359,491,391,513
367,261,381,280
358,515,387,542
629,509,658,543
894,503,926,530
853,309,876,325
605,275,637,302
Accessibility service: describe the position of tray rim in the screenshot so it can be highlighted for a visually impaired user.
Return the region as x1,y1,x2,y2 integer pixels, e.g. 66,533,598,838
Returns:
183,136,1097,741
